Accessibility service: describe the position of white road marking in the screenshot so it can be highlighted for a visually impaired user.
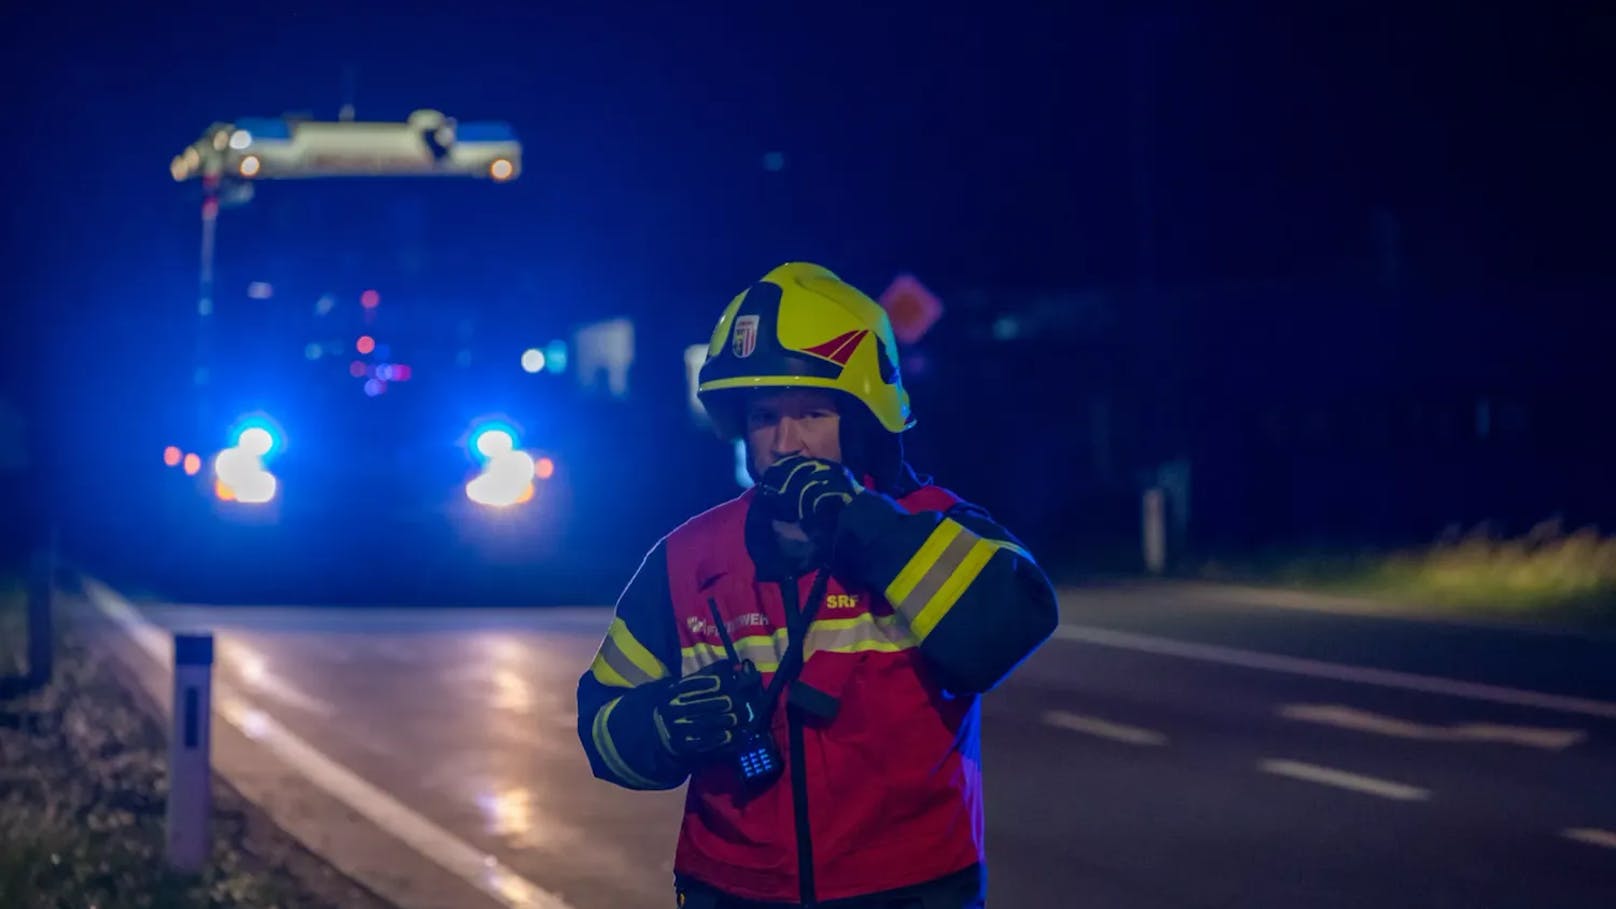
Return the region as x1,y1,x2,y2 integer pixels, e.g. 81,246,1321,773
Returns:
82,578,576,909
1278,704,1587,750
1055,624,1616,719
1258,759,1431,801
85,579,173,661
101,600,338,716
218,639,337,717
1042,710,1168,746
1562,828,1616,850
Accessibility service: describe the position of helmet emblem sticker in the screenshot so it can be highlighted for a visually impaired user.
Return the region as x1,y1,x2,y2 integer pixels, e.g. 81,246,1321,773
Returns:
803,329,869,366
732,314,760,358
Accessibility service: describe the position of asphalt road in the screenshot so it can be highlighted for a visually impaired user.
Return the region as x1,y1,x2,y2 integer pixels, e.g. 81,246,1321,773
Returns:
127,583,1616,909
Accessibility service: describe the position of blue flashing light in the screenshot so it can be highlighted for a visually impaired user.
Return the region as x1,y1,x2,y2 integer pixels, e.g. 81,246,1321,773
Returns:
543,340,568,374
469,420,520,463
232,117,292,141
228,413,284,459
734,439,753,489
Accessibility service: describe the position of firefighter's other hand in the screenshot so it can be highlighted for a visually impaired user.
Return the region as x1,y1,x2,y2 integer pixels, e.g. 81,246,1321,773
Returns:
759,456,862,535
651,664,756,761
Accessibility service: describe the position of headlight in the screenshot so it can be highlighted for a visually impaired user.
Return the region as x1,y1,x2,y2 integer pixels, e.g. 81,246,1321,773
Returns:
465,419,535,507
466,450,535,507
214,447,278,504
215,413,282,504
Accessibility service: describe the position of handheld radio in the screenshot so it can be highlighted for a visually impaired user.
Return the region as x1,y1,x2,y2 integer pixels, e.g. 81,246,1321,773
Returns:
707,600,783,787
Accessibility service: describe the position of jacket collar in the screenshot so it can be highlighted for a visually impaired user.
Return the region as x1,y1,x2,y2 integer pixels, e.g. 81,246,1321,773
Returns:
745,490,810,581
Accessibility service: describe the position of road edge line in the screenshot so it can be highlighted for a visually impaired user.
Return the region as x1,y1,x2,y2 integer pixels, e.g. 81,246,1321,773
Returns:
1055,624,1616,719
80,576,577,909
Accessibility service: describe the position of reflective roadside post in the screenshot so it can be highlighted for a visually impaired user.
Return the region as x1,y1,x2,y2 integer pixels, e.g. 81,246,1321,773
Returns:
1143,487,1167,576
26,533,55,687
167,632,214,872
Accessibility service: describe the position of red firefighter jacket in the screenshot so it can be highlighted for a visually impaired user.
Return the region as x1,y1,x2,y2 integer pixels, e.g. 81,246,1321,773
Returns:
577,473,1057,904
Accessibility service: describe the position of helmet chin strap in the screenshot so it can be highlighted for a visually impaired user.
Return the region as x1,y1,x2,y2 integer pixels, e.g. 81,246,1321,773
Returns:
835,392,905,493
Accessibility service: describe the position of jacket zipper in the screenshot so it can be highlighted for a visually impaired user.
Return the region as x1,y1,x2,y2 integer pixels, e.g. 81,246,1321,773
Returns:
779,575,816,906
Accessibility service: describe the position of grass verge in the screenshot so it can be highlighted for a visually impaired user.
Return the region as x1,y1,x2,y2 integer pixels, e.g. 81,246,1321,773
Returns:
0,572,394,908
1197,520,1616,626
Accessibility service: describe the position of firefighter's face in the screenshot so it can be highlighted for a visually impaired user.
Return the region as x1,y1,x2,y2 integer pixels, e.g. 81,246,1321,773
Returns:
744,388,843,478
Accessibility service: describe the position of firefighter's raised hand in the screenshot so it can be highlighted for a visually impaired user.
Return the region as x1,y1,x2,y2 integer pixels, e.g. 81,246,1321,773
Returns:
759,456,863,538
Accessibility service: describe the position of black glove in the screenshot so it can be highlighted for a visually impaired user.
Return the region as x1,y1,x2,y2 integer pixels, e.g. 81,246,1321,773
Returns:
759,455,863,540
651,662,764,762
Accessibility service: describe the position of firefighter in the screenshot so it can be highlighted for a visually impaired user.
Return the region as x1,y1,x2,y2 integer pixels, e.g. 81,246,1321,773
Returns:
577,262,1059,908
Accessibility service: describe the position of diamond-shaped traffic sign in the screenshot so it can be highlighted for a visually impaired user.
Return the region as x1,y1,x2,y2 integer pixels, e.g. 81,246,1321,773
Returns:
879,274,943,345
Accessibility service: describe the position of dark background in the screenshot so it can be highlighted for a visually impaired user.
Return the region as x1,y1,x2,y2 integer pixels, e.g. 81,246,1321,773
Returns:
2,1,1613,597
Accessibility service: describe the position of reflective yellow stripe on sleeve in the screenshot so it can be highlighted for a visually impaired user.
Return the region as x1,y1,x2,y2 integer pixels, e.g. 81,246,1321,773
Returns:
995,539,1035,564
908,537,997,640
591,696,664,790
887,519,1015,642
887,519,965,608
589,618,670,688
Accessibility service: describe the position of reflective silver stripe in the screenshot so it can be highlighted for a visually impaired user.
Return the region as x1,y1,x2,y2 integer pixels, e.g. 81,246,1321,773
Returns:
600,635,656,687
682,614,916,673
681,631,786,676
804,613,917,658
893,526,982,623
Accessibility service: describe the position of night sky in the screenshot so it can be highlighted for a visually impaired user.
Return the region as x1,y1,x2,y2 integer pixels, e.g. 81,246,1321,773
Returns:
2,1,1613,534
9,3,1612,292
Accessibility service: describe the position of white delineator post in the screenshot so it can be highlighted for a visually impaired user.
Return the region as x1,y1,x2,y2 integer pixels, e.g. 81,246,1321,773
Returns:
167,632,214,872
1142,487,1167,576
